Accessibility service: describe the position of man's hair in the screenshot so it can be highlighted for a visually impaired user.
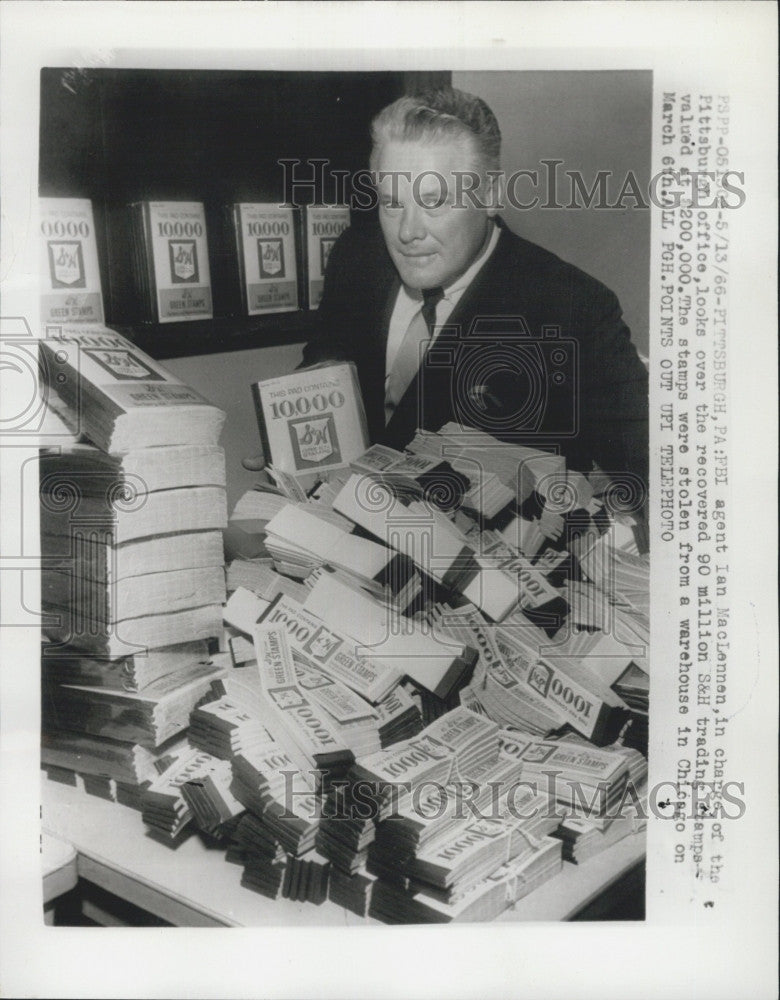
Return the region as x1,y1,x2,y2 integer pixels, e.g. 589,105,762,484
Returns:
369,86,502,174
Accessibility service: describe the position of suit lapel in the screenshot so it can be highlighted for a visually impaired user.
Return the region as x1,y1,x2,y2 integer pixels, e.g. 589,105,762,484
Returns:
381,226,515,446
378,272,401,352
356,235,400,440
443,226,513,336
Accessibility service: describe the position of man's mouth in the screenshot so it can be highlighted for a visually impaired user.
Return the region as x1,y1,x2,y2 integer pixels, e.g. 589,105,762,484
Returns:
400,251,436,262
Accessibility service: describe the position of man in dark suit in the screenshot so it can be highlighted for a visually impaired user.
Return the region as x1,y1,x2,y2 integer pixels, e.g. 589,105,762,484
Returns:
249,86,648,500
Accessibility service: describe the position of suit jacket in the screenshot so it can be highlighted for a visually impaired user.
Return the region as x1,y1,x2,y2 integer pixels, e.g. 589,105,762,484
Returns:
303,217,648,496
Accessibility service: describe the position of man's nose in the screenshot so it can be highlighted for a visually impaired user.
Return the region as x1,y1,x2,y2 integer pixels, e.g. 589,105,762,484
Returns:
398,202,426,244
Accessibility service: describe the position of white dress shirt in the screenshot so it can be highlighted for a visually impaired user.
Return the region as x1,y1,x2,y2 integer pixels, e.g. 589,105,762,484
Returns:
384,221,501,381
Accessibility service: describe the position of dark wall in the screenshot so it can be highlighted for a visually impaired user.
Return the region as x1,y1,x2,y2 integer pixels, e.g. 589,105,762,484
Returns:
39,69,435,332
39,69,647,355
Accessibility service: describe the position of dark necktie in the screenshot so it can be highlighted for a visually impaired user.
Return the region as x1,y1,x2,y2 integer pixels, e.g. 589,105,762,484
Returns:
385,286,444,423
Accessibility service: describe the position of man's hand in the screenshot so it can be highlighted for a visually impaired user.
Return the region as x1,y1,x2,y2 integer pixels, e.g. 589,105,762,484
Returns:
241,455,276,489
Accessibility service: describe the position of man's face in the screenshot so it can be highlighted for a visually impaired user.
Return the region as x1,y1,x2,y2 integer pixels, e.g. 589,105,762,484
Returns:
375,137,498,291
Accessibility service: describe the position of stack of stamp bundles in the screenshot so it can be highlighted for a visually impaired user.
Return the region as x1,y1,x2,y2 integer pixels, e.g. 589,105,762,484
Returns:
40,326,228,778
40,438,227,657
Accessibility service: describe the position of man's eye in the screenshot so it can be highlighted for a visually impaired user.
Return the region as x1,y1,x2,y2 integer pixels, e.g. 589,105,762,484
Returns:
421,195,448,211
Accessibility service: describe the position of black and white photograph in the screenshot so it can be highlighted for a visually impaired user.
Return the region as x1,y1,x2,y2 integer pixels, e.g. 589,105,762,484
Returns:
0,3,776,999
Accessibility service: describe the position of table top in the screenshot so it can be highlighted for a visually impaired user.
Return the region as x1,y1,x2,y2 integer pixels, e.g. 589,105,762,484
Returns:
42,777,645,927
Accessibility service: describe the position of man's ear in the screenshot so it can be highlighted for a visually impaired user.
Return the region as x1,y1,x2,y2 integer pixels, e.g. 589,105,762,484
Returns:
485,170,505,217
